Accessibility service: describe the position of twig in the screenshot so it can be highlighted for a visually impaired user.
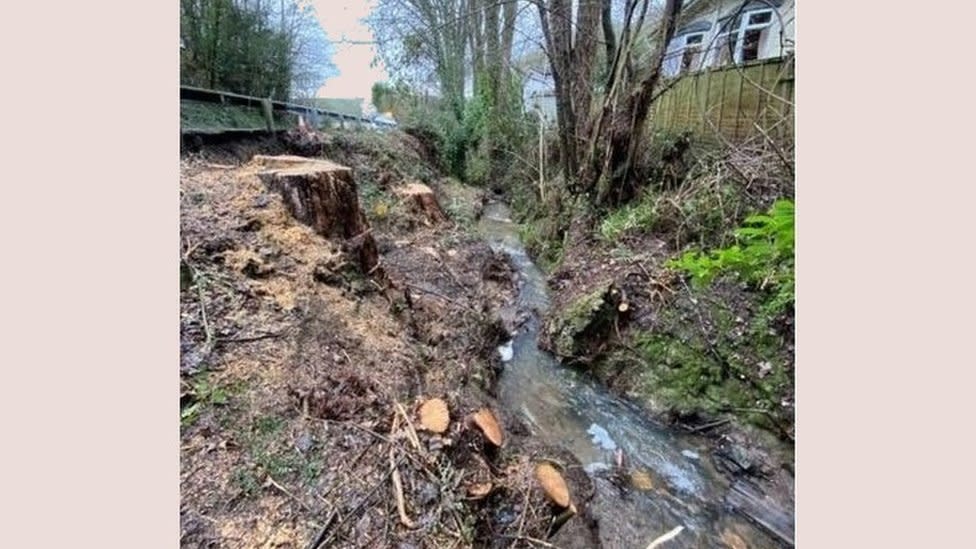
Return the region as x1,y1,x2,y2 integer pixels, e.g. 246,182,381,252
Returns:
196,281,215,352
308,464,399,549
510,484,532,548
403,282,472,311
646,525,684,548
685,417,731,433
216,330,287,344
390,445,416,528
393,401,423,453
264,474,312,513
500,535,562,548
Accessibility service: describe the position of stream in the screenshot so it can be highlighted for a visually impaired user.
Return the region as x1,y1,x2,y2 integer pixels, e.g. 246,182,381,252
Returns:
478,202,794,548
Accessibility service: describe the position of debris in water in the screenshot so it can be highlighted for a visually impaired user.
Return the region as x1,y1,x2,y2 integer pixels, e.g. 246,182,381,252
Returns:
645,525,685,548
497,340,514,362
631,469,655,491
587,423,618,451
681,450,700,460
584,462,611,474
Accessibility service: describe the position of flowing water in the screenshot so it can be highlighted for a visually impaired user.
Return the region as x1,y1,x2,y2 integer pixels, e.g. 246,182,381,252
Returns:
478,202,794,548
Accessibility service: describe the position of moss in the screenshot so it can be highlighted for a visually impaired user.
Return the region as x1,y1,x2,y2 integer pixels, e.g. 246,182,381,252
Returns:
584,283,793,435
518,216,566,273
546,284,618,359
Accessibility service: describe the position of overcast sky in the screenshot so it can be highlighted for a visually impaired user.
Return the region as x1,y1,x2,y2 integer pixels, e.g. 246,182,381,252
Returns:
312,0,390,101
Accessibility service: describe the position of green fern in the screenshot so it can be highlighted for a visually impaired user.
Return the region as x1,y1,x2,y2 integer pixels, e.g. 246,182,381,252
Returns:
669,199,794,311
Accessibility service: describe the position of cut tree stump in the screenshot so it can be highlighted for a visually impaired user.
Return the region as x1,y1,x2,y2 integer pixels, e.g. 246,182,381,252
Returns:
396,182,448,225
252,155,382,278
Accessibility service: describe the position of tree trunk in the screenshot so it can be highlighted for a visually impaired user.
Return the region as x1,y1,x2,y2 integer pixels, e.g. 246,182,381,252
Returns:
396,182,449,225
597,0,684,206
253,155,382,278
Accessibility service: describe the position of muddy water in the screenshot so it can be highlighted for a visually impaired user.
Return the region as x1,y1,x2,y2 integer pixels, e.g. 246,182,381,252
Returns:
478,202,793,548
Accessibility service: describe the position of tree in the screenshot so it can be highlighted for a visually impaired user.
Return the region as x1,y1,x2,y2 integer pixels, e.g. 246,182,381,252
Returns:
532,0,685,205
180,0,336,100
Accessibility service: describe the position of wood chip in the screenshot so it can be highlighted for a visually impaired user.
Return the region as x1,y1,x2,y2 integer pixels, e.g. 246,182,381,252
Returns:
418,398,450,433
535,462,571,507
467,482,493,499
471,408,504,446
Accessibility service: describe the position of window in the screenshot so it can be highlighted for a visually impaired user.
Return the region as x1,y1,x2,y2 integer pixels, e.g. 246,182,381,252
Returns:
747,11,772,26
715,8,775,65
680,32,705,74
741,28,762,61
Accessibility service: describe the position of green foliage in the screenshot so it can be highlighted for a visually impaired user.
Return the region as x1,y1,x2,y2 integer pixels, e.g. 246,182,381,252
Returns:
180,373,229,427
669,199,795,311
181,0,334,99
518,221,564,273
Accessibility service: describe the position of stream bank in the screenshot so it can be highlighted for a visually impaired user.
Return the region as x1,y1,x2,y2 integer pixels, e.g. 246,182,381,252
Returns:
180,129,793,548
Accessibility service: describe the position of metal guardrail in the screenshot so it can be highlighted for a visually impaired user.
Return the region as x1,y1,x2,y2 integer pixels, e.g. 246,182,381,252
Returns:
179,85,395,133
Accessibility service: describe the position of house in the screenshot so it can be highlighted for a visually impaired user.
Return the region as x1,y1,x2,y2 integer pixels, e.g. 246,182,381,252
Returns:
663,0,795,78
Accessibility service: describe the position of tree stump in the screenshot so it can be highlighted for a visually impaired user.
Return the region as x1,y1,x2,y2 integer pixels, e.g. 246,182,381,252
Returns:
253,155,382,278
396,182,448,225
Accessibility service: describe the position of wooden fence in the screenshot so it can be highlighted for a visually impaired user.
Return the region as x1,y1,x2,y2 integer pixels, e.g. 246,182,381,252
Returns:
649,56,794,145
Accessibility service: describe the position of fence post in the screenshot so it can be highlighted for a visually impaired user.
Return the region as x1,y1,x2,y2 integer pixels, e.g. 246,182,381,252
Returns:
260,98,275,132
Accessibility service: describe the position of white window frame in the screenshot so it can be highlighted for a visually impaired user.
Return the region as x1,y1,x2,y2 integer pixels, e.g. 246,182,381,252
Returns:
716,8,776,65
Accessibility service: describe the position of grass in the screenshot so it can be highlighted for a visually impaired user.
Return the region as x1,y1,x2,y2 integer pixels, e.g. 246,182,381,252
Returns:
231,412,326,496
599,192,657,241
181,100,300,132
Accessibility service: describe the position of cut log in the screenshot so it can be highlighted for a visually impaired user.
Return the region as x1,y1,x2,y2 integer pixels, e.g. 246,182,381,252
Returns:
252,155,381,277
396,182,448,224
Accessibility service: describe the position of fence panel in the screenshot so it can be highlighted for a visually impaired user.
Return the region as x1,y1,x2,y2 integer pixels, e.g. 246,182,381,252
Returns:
649,57,794,145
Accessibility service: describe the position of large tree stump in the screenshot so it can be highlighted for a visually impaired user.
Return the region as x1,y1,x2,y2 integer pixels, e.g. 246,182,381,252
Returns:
396,182,448,225
253,155,381,278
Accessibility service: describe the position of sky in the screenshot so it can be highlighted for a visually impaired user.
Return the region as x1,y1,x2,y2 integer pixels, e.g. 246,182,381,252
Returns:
312,0,390,103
